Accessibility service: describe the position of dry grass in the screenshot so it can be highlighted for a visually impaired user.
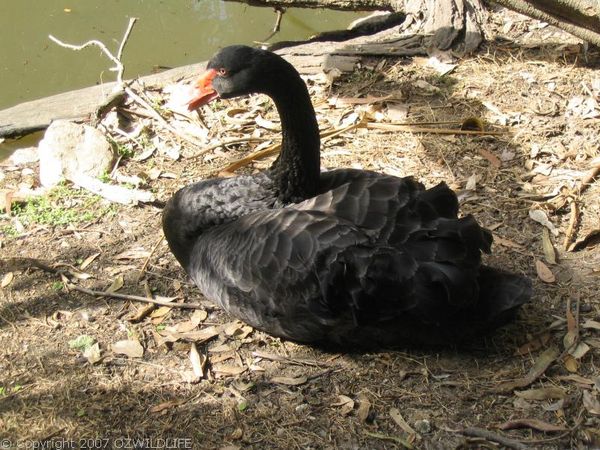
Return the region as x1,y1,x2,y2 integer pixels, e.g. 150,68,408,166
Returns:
1,9,599,449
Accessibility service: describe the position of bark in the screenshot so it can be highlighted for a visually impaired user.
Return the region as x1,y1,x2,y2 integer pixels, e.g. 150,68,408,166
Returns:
225,0,600,47
222,0,401,11
492,0,600,47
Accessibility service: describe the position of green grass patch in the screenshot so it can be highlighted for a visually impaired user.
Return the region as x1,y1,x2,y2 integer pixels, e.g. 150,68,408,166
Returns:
10,183,117,228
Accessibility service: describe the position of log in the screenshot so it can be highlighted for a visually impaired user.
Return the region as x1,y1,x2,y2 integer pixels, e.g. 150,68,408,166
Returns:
0,62,205,140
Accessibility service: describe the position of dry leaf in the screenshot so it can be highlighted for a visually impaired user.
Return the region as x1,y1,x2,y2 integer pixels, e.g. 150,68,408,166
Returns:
270,375,308,386
497,418,566,432
213,364,246,376
569,341,590,359
477,148,501,169
83,343,102,364
563,354,579,373
515,387,566,401
465,174,478,191
80,252,101,270
114,248,151,260
529,209,559,236
390,408,418,435
516,333,551,356
541,228,556,264
357,393,371,422
112,339,144,358
493,235,525,250
582,390,600,415
255,115,280,131
106,275,124,293
582,320,600,330
149,399,186,414
557,374,594,385
535,260,556,283
494,346,560,393
332,395,355,416
150,306,172,318
191,309,208,324
189,342,205,381
1,272,14,288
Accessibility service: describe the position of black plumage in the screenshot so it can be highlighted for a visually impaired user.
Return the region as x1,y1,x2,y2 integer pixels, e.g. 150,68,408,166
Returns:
162,45,531,348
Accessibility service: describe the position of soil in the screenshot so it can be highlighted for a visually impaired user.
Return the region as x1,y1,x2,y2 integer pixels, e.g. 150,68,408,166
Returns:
1,8,599,450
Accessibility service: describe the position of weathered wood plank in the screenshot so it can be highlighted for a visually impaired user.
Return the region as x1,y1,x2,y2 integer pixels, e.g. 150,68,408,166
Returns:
0,63,205,140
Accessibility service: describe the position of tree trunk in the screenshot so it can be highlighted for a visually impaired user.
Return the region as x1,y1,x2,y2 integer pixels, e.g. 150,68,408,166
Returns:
492,0,600,47
225,0,600,47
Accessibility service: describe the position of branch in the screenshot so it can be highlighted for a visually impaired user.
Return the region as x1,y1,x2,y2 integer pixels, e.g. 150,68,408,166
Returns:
49,18,137,85
223,0,398,11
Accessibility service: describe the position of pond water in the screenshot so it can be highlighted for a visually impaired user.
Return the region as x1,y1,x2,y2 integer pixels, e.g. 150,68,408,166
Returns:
0,0,363,110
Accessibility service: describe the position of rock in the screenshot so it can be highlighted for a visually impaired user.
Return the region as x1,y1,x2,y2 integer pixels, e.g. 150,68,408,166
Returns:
38,120,115,187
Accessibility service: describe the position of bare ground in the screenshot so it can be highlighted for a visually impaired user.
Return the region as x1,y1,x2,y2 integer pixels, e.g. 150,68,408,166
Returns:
1,10,599,450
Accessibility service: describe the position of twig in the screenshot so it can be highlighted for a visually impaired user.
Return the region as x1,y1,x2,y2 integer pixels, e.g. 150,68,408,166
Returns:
459,427,529,450
261,7,285,42
364,431,413,449
49,17,136,85
366,122,507,136
124,85,205,150
137,235,164,281
188,137,268,160
563,199,580,250
69,284,205,310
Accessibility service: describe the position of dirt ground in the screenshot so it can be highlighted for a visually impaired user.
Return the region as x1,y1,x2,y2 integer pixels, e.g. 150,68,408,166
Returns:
1,8,599,450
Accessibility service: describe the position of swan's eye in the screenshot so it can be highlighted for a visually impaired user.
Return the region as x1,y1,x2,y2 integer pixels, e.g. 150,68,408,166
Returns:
217,68,228,77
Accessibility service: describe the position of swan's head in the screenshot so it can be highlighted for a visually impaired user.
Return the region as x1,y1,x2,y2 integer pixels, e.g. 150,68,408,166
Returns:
186,45,297,111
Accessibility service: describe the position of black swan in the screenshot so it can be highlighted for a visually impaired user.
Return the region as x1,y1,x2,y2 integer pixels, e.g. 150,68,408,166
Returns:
162,45,532,348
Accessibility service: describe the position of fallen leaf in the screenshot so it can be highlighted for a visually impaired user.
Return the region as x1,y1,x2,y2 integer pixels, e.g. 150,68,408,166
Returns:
80,252,101,270
332,395,355,416
557,374,594,385
188,342,205,382
569,341,590,359
390,407,418,435
357,393,371,422
494,346,560,393
529,209,559,236
516,333,551,355
497,418,566,432
535,260,556,283
83,343,102,364
582,320,600,331
541,228,556,264
493,235,525,250
270,375,308,386
1,272,14,288
583,390,600,415
563,354,579,373
213,365,246,376
477,148,501,168
465,174,478,191
149,399,186,414
515,387,566,401
255,115,280,131
114,248,151,260
570,229,600,251
112,340,144,358
150,306,172,318
106,275,124,293
191,309,208,324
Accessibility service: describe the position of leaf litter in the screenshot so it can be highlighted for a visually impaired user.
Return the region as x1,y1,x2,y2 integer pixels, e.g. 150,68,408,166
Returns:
1,8,600,448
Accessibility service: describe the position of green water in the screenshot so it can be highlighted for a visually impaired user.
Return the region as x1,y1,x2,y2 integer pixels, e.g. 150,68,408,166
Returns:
0,0,362,110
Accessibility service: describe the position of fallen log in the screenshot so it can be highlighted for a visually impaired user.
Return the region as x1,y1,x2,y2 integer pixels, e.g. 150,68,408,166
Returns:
0,62,205,140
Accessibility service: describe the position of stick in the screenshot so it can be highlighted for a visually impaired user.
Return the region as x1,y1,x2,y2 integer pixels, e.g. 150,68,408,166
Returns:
69,284,206,310
49,17,136,85
366,122,507,136
137,235,164,281
187,137,267,160
563,200,579,250
460,427,529,450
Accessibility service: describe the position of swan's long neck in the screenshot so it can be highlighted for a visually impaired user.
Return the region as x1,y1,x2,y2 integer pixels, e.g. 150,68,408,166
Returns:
267,67,321,203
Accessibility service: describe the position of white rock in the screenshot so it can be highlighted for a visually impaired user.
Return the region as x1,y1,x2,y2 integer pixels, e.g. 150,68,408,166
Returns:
38,120,115,187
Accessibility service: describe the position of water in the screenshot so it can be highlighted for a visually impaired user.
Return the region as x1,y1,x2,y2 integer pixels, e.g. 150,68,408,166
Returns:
0,0,362,110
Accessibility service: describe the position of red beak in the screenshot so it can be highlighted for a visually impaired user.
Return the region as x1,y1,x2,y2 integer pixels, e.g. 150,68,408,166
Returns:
187,69,220,111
